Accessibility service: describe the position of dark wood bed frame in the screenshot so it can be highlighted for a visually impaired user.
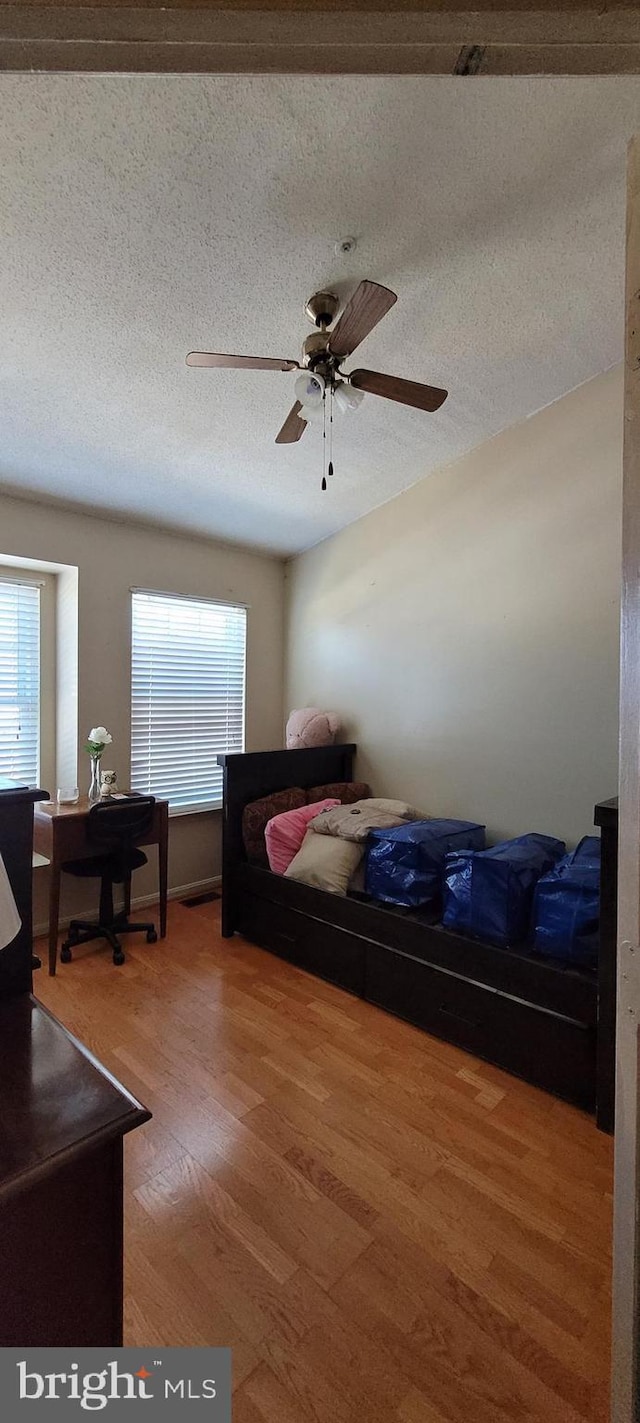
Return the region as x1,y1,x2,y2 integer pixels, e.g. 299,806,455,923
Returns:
218,745,613,1123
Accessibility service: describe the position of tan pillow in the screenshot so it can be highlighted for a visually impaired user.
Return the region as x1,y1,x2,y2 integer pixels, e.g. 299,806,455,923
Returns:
348,859,366,894
364,797,430,821
311,801,405,843
285,828,364,895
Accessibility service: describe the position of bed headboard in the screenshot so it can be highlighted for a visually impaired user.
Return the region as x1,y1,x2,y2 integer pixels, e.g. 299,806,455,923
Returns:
216,745,356,936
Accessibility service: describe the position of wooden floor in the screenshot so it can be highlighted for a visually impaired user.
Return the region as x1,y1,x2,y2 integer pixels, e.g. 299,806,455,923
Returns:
37,897,613,1423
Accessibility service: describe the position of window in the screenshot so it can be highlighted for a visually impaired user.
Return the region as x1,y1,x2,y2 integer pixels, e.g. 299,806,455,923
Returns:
0,579,40,785
131,590,246,813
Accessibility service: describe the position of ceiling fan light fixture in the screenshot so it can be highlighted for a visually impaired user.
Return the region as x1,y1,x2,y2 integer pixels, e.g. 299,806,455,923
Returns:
333,381,365,414
300,400,324,423
294,370,325,407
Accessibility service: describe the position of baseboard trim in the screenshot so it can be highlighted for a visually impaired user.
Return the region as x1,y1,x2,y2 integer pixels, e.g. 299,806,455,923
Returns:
33,874,222,939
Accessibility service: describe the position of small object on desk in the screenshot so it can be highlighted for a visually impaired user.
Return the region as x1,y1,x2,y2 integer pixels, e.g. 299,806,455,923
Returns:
85,726,113,805
57,787,79,805
100,769,118,797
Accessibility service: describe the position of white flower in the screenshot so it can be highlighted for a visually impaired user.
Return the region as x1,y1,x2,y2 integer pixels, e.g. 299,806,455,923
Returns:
88,726,112,745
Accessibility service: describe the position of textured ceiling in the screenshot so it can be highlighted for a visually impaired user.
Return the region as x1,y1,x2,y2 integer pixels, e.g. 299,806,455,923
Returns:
0,75,638,556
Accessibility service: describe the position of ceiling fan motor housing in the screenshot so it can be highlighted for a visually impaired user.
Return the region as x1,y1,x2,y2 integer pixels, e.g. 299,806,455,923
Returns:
305,290,340,329
302,329,336,378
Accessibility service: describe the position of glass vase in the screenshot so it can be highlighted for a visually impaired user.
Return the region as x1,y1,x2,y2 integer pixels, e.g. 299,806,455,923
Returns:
88,755,102,804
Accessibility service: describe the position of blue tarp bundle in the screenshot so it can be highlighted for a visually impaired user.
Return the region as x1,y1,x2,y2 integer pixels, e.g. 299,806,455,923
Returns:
532,836,600,966
442,833,565,948
365,819,486,909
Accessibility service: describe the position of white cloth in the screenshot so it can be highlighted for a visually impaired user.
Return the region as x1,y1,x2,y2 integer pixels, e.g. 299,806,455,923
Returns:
0,851,21,950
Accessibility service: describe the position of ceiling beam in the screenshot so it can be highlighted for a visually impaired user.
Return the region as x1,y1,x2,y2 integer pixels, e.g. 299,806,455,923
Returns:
0,4,639,74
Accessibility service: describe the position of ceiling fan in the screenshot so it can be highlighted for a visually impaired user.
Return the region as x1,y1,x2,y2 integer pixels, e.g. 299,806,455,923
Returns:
186,280,448,446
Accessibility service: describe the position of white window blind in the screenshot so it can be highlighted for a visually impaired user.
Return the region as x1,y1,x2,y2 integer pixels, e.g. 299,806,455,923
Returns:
0,580,40,785
131,591,246,812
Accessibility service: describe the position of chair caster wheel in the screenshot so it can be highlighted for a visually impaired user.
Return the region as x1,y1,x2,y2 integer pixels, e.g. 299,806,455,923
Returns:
147,929,158,944
60,945,73,964
113,950,125,966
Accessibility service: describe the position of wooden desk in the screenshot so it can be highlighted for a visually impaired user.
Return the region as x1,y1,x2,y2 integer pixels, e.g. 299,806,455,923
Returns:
34,796,169,977
0,994,150,1345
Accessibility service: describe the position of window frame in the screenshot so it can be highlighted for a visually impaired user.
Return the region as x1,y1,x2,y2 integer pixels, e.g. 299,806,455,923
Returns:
129,588,247,817
0,569,56,791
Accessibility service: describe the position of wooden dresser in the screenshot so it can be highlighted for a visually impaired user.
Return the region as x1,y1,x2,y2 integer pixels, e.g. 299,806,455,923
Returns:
0,780,150,1345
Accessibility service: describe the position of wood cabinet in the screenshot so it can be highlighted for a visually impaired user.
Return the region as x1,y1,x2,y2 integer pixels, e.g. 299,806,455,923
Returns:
0,781,150,1345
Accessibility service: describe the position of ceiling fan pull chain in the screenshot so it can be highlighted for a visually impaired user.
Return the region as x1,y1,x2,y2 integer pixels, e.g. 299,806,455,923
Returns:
321,393,327,490
328,387,334,478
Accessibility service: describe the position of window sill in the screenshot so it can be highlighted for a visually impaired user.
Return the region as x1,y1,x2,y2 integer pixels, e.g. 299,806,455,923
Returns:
168,802,222,819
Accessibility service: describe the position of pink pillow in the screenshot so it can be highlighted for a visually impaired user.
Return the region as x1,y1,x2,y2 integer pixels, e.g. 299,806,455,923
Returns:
265,799,340,875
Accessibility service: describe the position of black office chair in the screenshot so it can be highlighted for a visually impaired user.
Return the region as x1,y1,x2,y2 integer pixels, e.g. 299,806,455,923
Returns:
61,797,158,966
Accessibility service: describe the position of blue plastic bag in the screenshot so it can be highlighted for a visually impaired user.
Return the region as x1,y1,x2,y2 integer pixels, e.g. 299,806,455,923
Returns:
365,819,486,909
443,833,565,948
533,836,600,966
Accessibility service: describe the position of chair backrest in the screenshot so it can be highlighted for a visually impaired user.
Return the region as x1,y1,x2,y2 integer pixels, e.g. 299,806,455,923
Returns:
87,796,156,852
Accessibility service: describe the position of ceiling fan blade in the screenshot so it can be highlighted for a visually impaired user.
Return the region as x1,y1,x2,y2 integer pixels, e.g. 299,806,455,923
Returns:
328,281,397,360
186,352,299,371
350,368,448,413
276,401,308,444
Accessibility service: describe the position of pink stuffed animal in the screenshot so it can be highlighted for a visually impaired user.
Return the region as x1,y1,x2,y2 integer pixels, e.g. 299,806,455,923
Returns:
286,707,341,750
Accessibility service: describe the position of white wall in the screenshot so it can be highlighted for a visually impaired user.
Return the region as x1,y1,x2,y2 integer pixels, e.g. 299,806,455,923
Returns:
285,367,622,848
0,493,285,925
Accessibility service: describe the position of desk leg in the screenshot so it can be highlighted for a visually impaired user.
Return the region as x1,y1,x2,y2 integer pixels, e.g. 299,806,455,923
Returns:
48,855,61,977
159,820,168,940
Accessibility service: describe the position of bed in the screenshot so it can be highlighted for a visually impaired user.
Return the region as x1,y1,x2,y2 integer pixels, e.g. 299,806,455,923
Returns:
218,744,609,1119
